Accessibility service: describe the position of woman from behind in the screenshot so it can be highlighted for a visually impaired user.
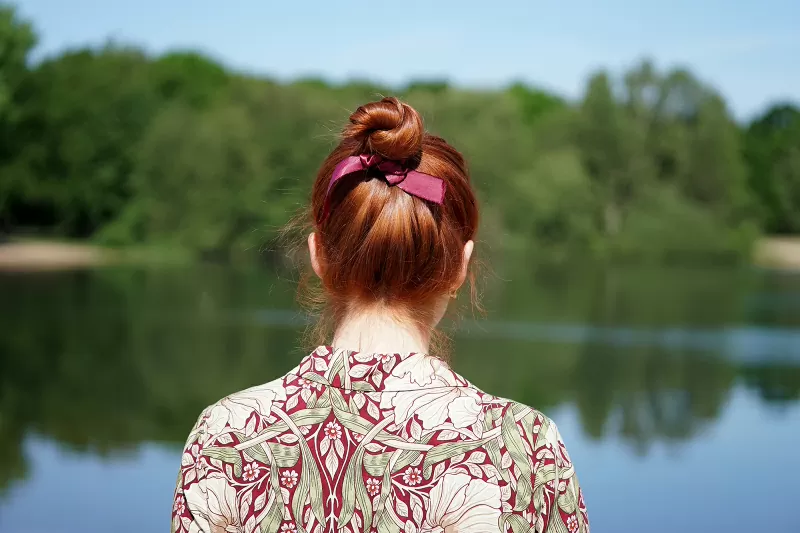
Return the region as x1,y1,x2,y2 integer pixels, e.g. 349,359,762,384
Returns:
172,97,589,533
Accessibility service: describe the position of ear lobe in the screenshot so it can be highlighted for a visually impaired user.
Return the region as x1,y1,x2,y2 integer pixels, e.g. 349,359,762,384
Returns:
308,232,324,279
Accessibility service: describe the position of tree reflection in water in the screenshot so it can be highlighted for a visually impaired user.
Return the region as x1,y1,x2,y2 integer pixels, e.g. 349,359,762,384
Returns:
0,263,798,494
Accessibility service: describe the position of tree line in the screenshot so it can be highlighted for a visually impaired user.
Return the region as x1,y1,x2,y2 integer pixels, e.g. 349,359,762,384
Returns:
1,4,799,263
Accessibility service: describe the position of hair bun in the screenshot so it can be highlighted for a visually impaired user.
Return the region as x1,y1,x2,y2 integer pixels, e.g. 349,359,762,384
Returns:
344,97,423,161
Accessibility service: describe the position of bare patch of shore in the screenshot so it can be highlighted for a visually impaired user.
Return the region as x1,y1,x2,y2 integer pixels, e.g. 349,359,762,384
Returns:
755,237,800,271
0,241,113,271
2,238,800,272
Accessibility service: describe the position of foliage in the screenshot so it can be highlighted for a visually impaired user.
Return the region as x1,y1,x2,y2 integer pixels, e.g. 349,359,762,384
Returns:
743,104,800,233
1,4,798,262
1,263,797,493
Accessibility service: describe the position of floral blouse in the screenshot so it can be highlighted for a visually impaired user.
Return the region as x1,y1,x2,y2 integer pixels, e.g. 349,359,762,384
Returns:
172,346,589,533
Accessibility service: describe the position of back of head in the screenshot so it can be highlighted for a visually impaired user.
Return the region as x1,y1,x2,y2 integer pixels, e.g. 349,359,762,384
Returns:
305,97,480,339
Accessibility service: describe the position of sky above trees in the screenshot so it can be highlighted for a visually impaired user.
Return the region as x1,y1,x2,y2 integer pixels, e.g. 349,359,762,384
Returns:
14,0,800,120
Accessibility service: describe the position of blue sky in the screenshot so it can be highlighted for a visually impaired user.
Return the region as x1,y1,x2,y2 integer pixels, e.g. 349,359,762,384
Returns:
15,0,800,120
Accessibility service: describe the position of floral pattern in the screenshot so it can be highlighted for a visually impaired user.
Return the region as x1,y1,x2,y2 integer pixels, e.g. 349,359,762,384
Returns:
172,346,589,533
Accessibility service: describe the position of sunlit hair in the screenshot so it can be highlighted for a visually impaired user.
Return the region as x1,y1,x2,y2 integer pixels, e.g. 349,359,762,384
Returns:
284,97,480,356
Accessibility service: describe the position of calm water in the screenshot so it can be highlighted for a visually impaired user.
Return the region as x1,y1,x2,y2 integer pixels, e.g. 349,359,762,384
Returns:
0,262,799,533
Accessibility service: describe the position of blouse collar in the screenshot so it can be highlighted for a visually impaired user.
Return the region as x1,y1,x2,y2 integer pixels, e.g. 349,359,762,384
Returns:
291,345,470,392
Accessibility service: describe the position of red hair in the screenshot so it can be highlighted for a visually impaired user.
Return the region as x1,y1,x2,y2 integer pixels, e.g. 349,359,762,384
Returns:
291,97,480,352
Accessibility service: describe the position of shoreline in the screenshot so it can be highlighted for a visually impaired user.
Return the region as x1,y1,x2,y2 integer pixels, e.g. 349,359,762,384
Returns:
1,238,800,272
0,241,115,271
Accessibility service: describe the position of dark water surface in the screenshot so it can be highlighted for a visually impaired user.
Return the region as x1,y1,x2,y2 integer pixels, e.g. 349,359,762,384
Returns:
0,263,798,533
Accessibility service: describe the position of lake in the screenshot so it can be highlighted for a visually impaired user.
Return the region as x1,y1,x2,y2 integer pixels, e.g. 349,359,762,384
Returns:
0,261,798,532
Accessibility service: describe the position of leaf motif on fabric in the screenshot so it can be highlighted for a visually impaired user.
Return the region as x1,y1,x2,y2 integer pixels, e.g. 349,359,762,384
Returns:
367,402,380,420
240,490,253,518
254,491,267,512
338,447,362,525
404,520,417,533
217,433,234,445
286,394,299,411
335,439,345,458
482,464,502,480
300,388,312,404
353,393,366,410
350,364,371,378
321,436,331,456
501,451,512,469
261,491,284,533
371,370,384,388
364,452,391,477
278,433,299,444
410,420,422,441
500,483,511,501
268,443,301,468
245,416,257,437
411,501,423,525
325,450,339,476
466,463,483,477
364,442,383,453
376,510,401,533
467,451,486,464
437,430,459,441
499,512,533,533
522,437,533,456
313,357,329,371
396,499,408,518
432,462,446,481
353,351,374,363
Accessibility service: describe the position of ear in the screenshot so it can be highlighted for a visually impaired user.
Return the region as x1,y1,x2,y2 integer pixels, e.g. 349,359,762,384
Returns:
308,232,324,279
454,240,474,290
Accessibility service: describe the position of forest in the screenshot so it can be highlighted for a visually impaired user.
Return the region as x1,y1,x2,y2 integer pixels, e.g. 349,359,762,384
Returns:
1,4,799,264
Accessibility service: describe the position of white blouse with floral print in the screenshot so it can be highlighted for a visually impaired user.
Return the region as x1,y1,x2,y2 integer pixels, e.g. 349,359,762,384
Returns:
172,346,589,533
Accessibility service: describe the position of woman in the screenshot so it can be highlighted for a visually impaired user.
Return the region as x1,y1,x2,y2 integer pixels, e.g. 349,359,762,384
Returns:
171,97,589,533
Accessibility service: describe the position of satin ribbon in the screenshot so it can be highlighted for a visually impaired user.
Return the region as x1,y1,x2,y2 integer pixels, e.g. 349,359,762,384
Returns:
318,154,446,224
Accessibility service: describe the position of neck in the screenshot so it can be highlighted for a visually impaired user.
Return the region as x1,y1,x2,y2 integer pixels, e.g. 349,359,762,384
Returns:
331,308,430,354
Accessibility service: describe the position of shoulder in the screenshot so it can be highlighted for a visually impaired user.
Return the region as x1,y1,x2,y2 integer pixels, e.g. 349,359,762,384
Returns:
192,375,290,443
474,389,574,471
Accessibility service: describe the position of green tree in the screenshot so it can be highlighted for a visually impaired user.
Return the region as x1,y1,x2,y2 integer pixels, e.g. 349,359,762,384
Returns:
5,47,158,236
576,71,653,236
744,104,800,233
0,4,36,230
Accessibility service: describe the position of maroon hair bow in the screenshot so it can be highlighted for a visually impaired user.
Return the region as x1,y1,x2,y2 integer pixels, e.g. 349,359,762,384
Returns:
318,154,446,224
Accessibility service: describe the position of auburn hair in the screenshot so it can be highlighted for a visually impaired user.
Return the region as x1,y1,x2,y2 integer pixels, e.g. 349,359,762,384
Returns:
289,97,480,354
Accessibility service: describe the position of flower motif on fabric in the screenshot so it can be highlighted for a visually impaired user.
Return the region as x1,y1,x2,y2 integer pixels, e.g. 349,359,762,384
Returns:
205,379,287,435
403,467,423,486
366,478,381,496
281,470,298,488
299,378,322,391
567,515,579,533
242,463,260,482
173,494,186,515
171,347,589,533
324,421,342,441
424,473,501,533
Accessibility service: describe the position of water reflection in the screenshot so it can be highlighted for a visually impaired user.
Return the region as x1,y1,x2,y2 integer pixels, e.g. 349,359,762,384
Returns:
0,264,798,531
